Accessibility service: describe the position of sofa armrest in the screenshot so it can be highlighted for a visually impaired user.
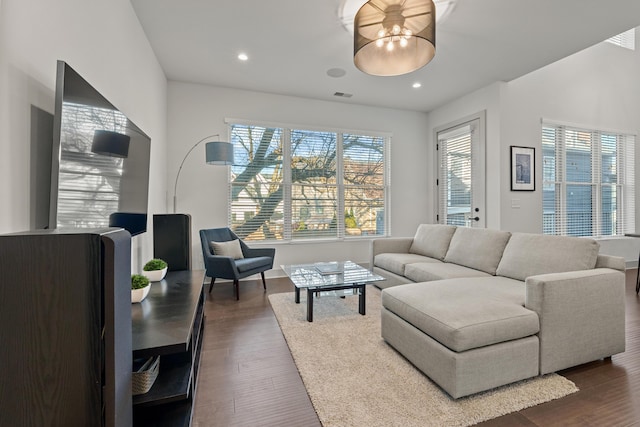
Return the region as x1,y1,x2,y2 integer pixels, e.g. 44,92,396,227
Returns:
370,238,413,268
525,268,625,374
244,246,275,260
595,254,625,272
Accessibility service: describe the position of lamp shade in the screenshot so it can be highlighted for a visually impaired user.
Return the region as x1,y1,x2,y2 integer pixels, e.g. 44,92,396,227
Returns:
354,0,436,76
91,129,130,158
205,141,234,165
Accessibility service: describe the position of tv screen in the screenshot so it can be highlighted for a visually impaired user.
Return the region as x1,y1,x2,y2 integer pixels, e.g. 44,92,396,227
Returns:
49,61,151,236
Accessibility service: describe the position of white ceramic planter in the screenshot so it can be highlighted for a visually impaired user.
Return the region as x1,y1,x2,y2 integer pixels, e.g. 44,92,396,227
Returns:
142,267,167,282
131,285,151,303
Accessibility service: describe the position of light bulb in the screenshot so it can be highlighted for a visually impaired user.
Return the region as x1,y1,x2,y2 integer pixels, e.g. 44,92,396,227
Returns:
392,24,401,35
400,38,408,47
386,40,394,51
376,38,384,47
377,29,386,38
404,29,412,37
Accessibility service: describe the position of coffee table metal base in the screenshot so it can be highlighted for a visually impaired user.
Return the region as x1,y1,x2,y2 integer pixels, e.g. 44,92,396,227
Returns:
294,283,366,322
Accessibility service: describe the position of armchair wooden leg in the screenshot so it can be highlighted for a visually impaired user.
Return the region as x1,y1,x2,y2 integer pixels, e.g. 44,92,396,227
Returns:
234,279,239,301
261,272,267,291
208,278,216,293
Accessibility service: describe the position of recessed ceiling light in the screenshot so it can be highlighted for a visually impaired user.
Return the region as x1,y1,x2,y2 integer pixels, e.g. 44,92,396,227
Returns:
327,68,347,78
238,53,249,61
412,82,422,89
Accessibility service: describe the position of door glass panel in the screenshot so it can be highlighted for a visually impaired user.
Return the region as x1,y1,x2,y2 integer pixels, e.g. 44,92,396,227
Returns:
437,120,484,227
445,132,471,226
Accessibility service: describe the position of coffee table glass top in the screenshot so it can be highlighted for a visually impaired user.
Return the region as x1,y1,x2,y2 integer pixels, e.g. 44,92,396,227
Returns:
281,260,384,289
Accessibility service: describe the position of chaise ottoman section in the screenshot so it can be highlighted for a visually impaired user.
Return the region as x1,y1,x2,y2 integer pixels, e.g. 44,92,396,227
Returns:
381,308,539,399
381,278,540,398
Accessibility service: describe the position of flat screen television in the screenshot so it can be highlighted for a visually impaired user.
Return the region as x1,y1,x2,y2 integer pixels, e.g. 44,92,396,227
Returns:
49,61,151,236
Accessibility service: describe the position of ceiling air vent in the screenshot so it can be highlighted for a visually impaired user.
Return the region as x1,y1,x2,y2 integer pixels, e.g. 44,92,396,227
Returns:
333,92,353,98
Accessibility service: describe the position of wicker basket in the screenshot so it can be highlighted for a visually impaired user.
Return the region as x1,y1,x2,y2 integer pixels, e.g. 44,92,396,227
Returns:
132,356,160,395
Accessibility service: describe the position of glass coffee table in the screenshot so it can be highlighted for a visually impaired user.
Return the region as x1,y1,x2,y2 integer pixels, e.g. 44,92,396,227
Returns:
281,260,385,322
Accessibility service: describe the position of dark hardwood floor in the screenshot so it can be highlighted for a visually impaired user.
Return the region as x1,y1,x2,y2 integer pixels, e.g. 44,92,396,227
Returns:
193,270,640,427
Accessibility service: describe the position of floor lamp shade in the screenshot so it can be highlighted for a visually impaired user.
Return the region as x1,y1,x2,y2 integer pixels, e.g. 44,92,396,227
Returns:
206,141,234,165
91,130,130,158
354,0,436,76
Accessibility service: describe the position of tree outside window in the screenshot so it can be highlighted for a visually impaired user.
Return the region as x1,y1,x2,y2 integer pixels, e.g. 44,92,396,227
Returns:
229,124,388,241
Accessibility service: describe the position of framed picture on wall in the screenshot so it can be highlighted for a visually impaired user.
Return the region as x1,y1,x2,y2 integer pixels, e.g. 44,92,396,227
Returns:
510,146,535,191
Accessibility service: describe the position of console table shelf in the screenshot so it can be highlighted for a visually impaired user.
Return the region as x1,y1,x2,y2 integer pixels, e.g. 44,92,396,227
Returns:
131,270,205,426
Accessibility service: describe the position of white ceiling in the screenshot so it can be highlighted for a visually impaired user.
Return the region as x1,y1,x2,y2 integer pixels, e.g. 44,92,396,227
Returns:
130,0,640,113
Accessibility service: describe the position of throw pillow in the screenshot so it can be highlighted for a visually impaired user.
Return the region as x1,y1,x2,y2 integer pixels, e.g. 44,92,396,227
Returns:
210,239,244,259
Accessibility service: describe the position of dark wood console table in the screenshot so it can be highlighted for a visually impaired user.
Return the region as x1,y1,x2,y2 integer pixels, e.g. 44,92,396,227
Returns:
131,270,205,427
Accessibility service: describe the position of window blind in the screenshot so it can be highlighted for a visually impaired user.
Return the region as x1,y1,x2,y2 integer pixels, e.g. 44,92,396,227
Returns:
342,133,386,238
542,123,635,237
289,129,338,240
229,125,284,240
438,123,473,226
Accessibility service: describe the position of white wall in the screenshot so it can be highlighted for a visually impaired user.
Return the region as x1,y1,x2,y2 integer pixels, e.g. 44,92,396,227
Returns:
0,0,167,270
501,32,640,263
428,30,640,262
167,82,429,274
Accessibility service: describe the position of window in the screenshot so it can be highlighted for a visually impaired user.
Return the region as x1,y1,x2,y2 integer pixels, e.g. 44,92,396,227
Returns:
542,123,635,237
228,123,389,241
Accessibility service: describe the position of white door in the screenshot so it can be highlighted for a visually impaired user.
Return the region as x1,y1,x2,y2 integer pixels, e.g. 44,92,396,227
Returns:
436,113,486,227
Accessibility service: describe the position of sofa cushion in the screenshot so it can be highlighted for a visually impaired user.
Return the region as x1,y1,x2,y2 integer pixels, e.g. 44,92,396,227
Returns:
374,253,440,276
409,224,457,260
372,267,414,289
404,262,490,282
234,256,272,273
444,227,511,275
382,277,538,352
496,233,600,281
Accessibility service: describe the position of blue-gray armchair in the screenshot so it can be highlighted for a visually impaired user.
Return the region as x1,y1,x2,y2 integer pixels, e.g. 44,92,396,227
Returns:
199,228,275,300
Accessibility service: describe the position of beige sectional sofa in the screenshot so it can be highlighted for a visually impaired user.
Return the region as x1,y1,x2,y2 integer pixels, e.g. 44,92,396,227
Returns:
371,224,626,398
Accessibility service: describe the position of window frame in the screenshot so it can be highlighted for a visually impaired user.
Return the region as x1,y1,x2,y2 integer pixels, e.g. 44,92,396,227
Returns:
226,119,391,243
542,121,635,238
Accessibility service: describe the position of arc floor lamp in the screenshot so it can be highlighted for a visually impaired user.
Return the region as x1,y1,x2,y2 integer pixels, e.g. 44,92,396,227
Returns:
173,134,234,213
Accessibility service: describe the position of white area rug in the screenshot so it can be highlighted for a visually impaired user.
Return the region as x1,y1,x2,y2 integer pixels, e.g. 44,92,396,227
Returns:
269,288,578,427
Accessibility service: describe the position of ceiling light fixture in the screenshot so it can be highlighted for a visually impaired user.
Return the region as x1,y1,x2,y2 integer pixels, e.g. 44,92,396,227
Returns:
340,0,455,34
238,53,248,61
412,82,422,88
354,0,436,76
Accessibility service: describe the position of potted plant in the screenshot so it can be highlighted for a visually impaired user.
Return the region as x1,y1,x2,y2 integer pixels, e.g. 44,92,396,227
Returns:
131,274,151,303
142,258,168,282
